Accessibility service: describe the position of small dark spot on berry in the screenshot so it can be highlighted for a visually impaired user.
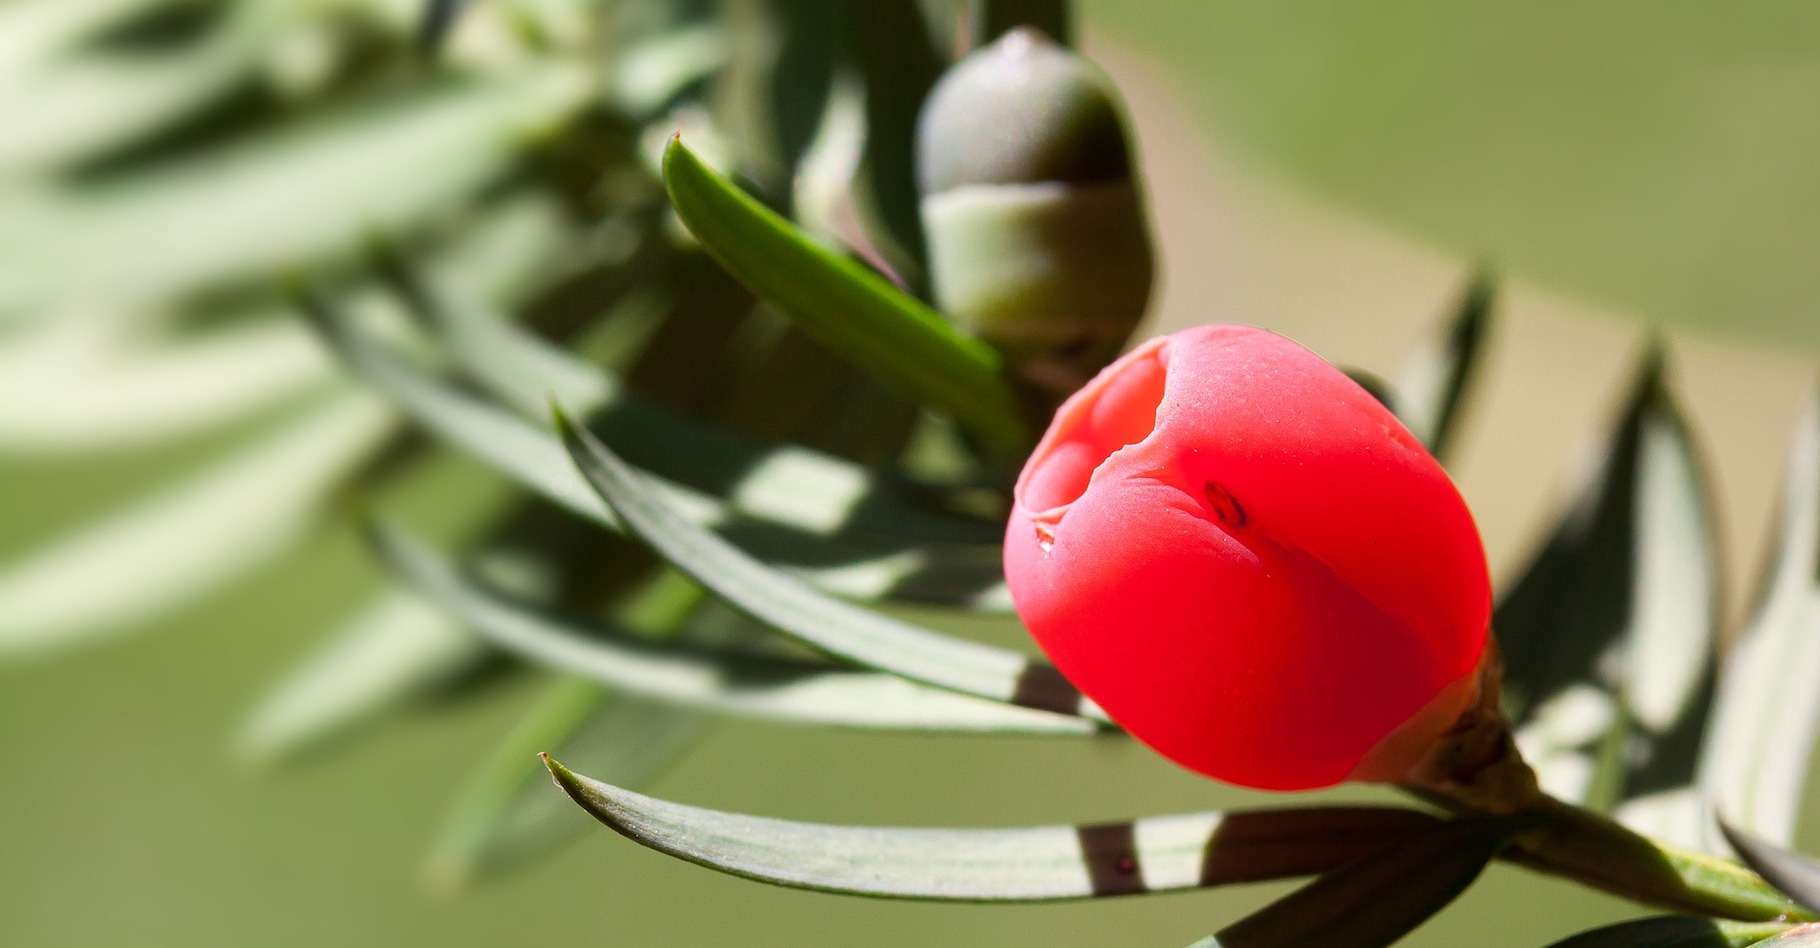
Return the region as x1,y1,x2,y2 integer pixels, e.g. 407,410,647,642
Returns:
1203,481,1247,528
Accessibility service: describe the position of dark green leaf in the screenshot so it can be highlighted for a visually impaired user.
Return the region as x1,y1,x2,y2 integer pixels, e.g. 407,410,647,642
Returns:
1718,817,1820,916
542,755,1438,901
1204,818,1511,948
850,0,941,285
372,521,1094,735
1544,916,1790,948
1496,348,1720,832
660,137,1033,458
1700,389,1820,846
304,294,1015,609
418,0,469,54
555,412,1107,722
1392,269,1493,459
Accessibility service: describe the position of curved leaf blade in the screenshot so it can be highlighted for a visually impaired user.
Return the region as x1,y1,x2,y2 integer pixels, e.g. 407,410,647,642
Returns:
1544,916,1791,948
555,413,1105,722
0,392,393,657
1393,269,1493,459
1204,818,1512,948
542,756,1438,901
1500,349,1720,829
426,678,703,890
660,137,1032,457
307,298,1010,607
0,4,265,174
0,315,330,452
2,66,589,315
236,587,483,765
1718,817,1820,916
1700,389,1820,846
372,522,1091,735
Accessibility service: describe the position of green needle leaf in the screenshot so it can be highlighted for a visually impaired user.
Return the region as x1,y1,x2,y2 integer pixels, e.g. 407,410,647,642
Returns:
660,136,1034,458
2,66,589,315
237,586,482,765
1717,817,1820,916
418,0,470,54
1700,387,1820,846
555,412,1106,722
306,296,1012,609
426,678,703,891
0,314,330,453
0,391,393,657
1203,818,1513,948
542,756,1438,901
372,521,1095,735
0,4,264,174
1497,347,1720,834
1544,916,1792,948
1392,269,1493,460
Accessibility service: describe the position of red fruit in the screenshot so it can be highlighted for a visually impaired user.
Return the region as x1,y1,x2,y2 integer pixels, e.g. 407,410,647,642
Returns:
1004,325,1491,791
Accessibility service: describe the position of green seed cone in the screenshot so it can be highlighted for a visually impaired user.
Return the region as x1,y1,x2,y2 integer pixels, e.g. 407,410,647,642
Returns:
917,28,1154,401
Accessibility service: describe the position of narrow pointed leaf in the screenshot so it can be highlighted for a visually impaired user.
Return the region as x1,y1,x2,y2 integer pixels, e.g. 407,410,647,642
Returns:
308,300,1012,607
0,392,393,657
1393,270,1493,459
373,522,1090,734
1700,389,1820,845
1500,350,1720,825
556,415,1105,721
0,0,276,174
850,0,941,284
0,194,568,452
237,587,483,765
0,0,184,74
1718,817,1820,915
376,255,618,418
1545,917,1791,948
2,67,589,315
426,678,703,890
1205,818,1511,948
0,316,329,452
419,0,471,54
412,291,1000,547
543,756,1438,901
660,137,1032,457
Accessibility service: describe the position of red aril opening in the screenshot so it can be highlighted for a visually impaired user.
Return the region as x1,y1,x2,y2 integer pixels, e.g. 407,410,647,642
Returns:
1016,338,1168,513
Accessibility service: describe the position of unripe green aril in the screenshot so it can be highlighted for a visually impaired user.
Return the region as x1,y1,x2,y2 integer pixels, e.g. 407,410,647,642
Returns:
916,28,1154,401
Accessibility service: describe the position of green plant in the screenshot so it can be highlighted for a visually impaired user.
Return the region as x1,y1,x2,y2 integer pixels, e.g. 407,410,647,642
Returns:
4,2,1819,945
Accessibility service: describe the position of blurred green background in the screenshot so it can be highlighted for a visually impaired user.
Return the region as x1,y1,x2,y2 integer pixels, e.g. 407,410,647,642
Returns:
4,3,1818,946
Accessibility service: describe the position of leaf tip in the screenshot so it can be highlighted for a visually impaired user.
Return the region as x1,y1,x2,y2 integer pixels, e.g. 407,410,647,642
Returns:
547,399,580,444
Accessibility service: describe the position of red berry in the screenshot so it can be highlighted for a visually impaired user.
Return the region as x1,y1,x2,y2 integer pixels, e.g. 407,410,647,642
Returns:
1004,326,1491,790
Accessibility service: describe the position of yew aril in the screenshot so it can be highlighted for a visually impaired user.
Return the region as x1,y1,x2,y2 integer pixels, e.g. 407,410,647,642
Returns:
1004,325,1492,791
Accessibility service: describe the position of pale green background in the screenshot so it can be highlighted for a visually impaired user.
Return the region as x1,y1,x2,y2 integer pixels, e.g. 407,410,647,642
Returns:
5,3,1819,946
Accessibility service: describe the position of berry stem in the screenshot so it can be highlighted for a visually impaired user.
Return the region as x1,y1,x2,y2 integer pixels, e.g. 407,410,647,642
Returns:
1399,641,1809,921
1504,796,1813,923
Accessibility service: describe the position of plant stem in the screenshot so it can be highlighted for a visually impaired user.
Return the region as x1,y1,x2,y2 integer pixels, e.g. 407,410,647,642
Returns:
1503,795,1814,923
